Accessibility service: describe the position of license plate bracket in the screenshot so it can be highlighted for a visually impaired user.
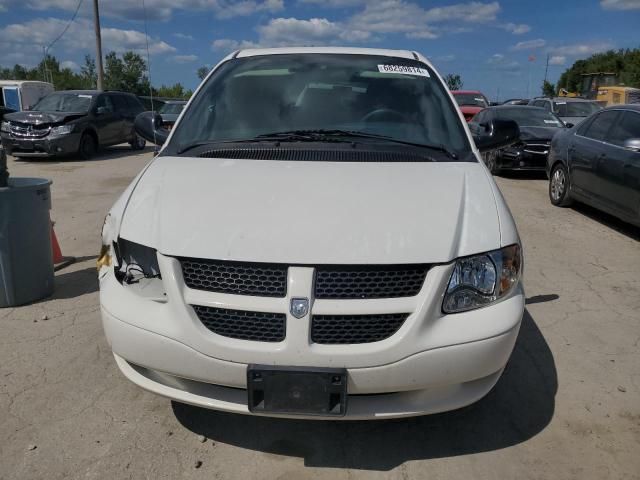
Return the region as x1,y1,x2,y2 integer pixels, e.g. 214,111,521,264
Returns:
247,365,347,417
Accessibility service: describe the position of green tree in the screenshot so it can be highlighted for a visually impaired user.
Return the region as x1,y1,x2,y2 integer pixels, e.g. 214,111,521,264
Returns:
443,73,463,90
541,80,556,97
156,83,192,99
557,48,640,93
196,66,209,81
104,51,151,95
81,54,97,89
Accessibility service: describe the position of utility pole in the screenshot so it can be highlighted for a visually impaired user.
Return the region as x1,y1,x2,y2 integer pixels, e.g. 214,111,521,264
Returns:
93,0,105,91
544,53,550,84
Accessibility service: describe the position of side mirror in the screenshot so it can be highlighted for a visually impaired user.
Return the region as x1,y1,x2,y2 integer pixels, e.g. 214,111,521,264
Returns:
564,122,574,128
472,119,520,153
623,138,640,152
134,111,169,146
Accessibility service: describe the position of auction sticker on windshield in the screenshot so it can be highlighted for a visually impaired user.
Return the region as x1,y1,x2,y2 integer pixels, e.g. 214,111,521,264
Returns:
378,65,430,77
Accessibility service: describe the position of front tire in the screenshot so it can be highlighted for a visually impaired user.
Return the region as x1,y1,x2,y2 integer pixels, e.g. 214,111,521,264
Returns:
549,162,573,207
78,133,97,160
482,151,500,175
130,133,146,151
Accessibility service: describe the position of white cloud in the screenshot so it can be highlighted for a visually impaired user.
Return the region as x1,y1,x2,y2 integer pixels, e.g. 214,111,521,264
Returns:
170,54,198,63
0,17,176,68
259,17,345,45
510,38,546,50
548,55,566,65
501,22,531,34
487,53,520,72
60,60,80,70
19,0,284,21
550,42,614,56
212,38,262,51
299,0,365,6
600,0,640,10
173,33,194,40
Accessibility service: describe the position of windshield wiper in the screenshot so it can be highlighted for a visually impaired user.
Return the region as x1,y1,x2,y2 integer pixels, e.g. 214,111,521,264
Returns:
177,129,458,159
256,129,458,159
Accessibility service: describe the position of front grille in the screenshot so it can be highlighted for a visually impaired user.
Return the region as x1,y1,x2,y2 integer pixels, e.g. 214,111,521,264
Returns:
193,305,286,342
9,123,51,138
180,258,287,297
315,265,428,299
312,313,409,344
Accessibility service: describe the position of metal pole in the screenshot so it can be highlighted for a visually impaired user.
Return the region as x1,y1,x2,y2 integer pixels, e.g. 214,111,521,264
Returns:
93,0,105,91
544,53,549,83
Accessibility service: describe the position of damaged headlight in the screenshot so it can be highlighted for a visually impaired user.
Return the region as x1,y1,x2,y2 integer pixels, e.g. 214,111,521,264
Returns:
442,244,522,313
50,125,74,136
0,121,10,133
113,238,161,284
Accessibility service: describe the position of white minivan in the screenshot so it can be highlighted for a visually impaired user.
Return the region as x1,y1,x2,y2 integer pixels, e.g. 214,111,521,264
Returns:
99,47,523,419
0,80,54,112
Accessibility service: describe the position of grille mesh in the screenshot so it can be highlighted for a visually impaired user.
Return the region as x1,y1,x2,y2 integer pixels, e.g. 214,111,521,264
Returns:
312,313,409,344
315,265,428,299
180,258,287,297
193,306,286,342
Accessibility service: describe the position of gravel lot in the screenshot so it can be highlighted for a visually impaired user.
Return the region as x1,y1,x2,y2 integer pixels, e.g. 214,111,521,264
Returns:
1,148,639,480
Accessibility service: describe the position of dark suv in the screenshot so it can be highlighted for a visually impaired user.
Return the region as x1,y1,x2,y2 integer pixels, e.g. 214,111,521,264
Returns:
0,90,145,159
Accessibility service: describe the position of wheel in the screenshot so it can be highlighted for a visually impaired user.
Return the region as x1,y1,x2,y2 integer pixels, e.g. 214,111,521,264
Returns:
78,133,97,160
482,150,500,175
130,133,146,151
549,162,573,207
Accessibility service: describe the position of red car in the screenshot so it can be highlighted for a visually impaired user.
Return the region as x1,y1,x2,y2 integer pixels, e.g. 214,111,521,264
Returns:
452,90,489,122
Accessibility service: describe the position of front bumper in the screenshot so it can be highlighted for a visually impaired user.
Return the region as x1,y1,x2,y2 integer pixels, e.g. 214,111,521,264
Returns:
0,132,81,157
498,148,548,171
100,254,524,419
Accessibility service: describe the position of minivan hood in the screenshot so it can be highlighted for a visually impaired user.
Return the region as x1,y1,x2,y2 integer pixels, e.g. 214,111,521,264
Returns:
5,110,86,125
119,156,502,264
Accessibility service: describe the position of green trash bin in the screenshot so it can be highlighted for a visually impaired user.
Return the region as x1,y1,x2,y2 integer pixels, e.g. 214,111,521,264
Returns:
0,177,54,307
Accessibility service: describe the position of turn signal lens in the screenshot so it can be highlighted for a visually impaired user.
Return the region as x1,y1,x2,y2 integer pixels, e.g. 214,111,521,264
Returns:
97,244,112,271
443,244,522,313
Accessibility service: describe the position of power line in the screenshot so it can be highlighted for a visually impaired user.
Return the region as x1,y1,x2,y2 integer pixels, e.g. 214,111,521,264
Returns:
46,0,84,53
41,0,84,84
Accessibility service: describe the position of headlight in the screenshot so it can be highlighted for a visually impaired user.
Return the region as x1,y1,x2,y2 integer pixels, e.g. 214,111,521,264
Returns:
0,121,10,133
443,244,522,313
114,238,161,284
51,125,74,136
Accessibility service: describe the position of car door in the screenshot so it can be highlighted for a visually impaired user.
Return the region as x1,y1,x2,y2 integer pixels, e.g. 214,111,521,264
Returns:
111,94,132,142
597,110,640,218
568,110,620,199
123,95,145,139
93,94,121,145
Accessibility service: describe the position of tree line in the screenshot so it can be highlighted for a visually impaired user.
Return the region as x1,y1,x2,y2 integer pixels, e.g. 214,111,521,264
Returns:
0,51,193,99
551,47,640,95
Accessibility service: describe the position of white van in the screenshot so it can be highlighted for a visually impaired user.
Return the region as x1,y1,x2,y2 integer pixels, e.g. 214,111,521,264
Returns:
0,80,54,112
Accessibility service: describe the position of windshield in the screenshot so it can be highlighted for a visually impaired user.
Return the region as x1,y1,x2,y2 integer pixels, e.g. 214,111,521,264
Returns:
171,54,470,158
33,93,93,112
495,108,564,127
160,103,185,114
453,93,488,108
554,101,601,117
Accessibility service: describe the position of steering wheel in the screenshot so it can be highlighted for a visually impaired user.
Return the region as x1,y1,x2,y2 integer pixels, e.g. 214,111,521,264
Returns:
361,108,408,123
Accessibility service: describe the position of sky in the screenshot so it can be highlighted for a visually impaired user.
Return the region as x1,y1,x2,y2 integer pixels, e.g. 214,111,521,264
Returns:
0,0,639,99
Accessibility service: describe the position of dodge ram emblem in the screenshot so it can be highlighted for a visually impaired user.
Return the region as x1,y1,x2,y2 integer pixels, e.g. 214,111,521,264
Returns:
290,298,309,318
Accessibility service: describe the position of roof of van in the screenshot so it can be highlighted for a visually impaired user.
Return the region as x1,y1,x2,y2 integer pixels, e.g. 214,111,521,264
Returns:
235,46,418,60
0,80,53,87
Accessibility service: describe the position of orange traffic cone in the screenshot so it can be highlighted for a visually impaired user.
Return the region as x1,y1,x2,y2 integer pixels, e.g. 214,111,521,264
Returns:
50,221,76,271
